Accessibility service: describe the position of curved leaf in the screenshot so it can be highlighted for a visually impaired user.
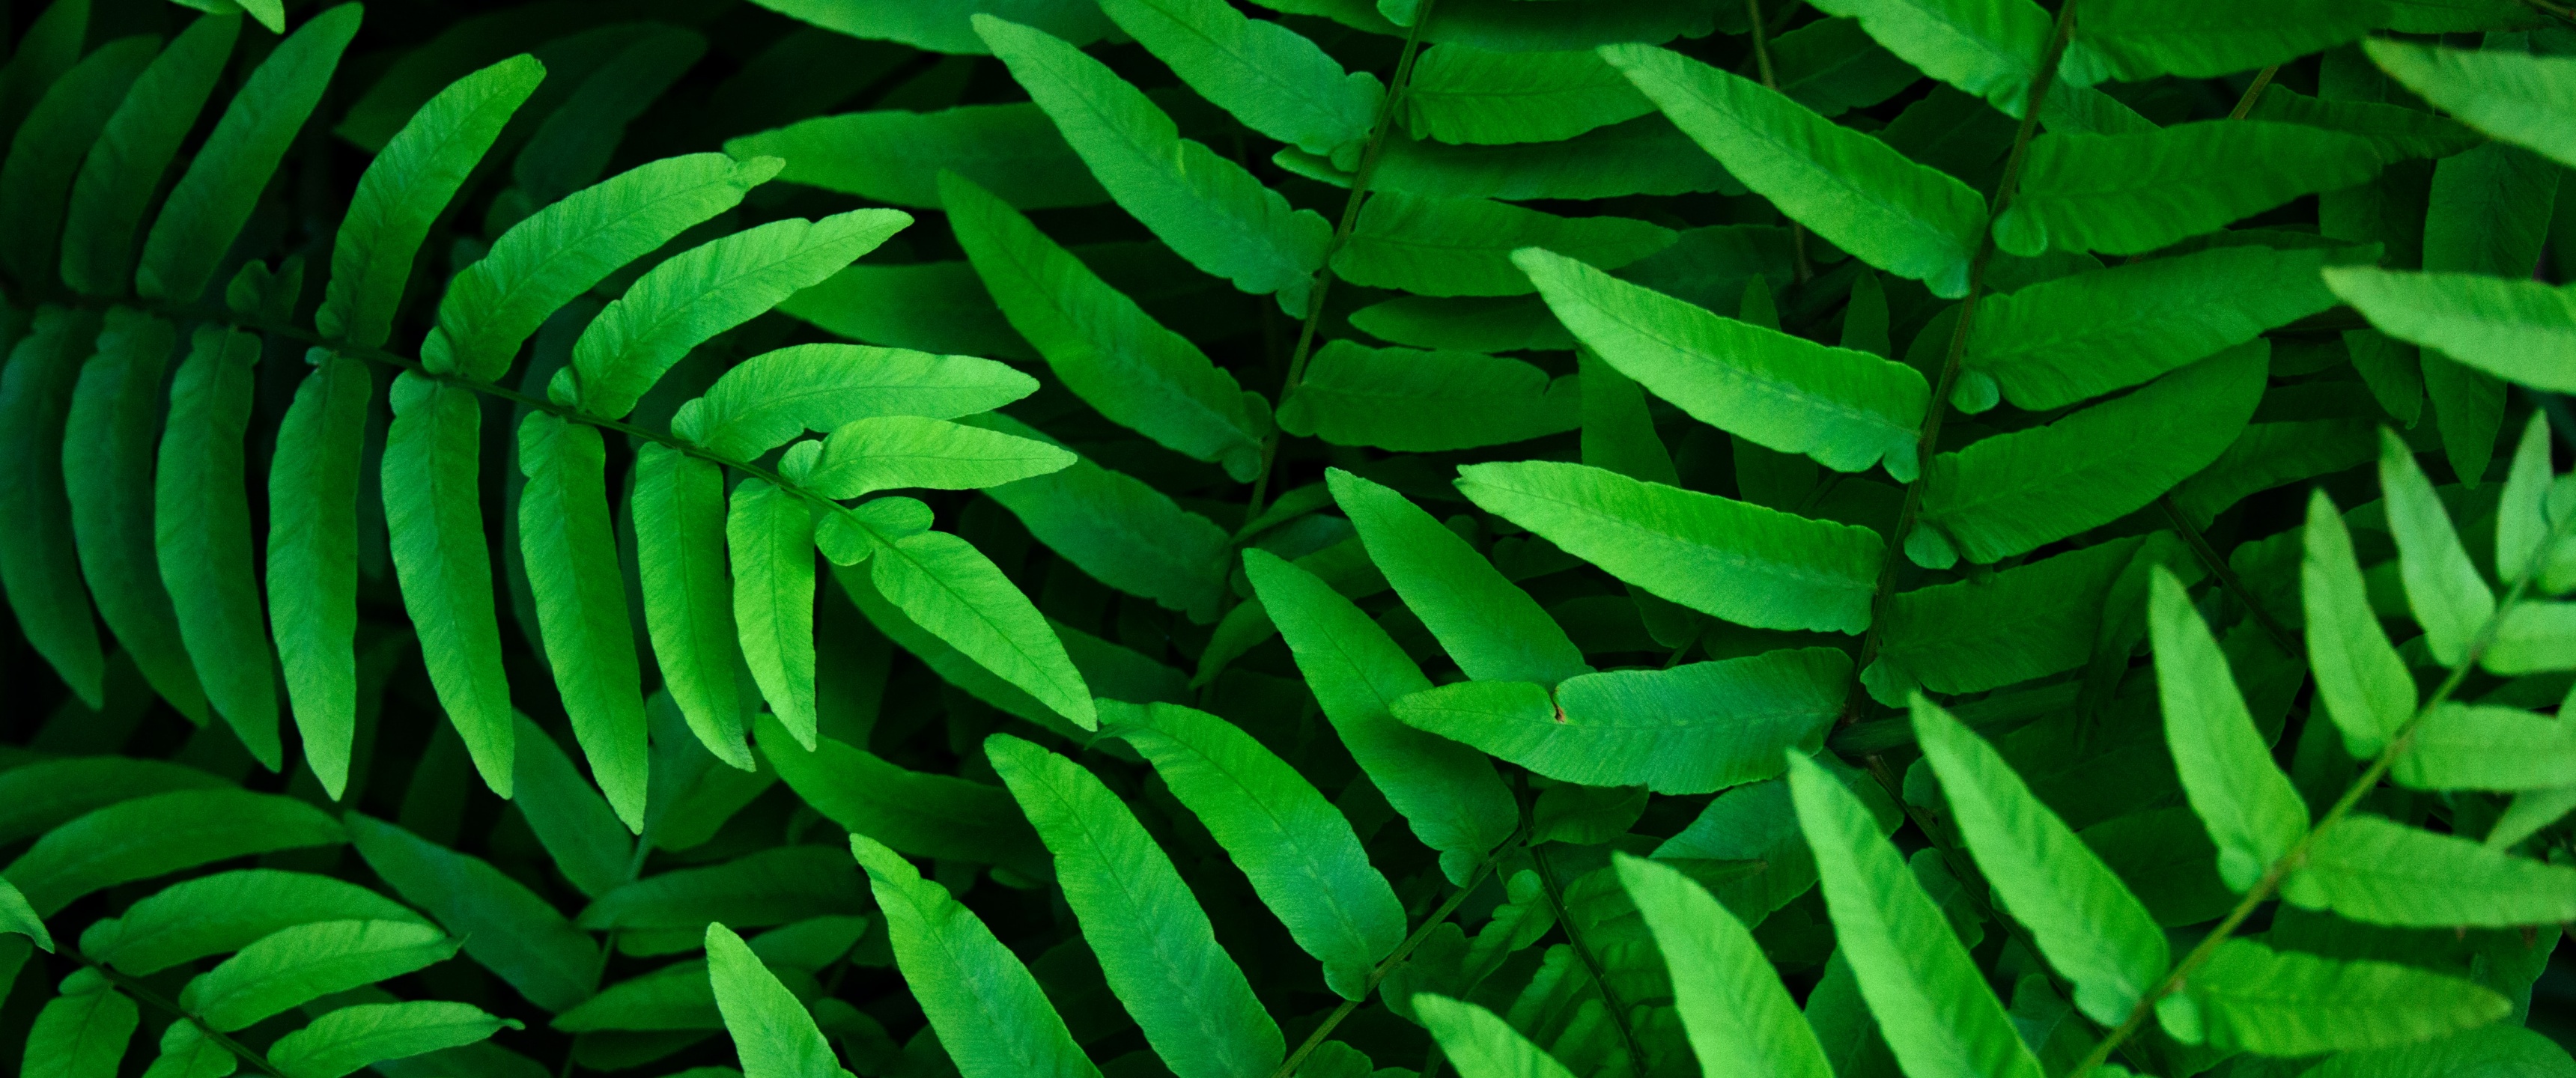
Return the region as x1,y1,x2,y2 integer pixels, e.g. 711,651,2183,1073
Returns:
2,789,342,916
727,103,1108,210
269,1002,515,1078
871,529,1095,731
2366,40,2576,169
345,814,601,1013
384,371,514,795
1331,467,1590,686
708,923,842,1078
762,719,1049,879
674,343,1037,460
2324,267,2576,395
67,308,208,720
2149,568,2307,892
82,868,430,976
267,352,374,797
516,413,647,830
851,834,1100,1078
1616,853,1831,1078
0,34,157,289
58,13,238,297
1102,0,1379,155
180,919,458,1031
1995,122,2384,257
1335,191,1674,297
729,479,818,747
0,307,106,705
156,326,278,768
631,444,753,769
1278,341,1579,453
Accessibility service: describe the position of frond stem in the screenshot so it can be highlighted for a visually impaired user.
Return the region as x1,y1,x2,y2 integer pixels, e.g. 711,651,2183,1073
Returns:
1531,840,1652,1074
1845,0,2081,721
79,954,293,1078
1242,0,1439,524
1267,832,1507,1078
2066,502,2576,1078
2154,494,2300,657
2226,64,2280,120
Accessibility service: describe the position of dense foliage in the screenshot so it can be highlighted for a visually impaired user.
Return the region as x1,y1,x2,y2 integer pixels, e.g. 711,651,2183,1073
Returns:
1,0,2574,1075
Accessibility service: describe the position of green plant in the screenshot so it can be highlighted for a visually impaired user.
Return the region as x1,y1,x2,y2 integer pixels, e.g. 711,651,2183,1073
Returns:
1,0,2574,1075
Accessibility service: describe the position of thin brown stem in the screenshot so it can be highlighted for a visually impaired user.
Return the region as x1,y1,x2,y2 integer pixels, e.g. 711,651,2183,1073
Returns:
2066,504,2576,1077
2226,64,2280,121
1845,0,2083,721
1244,0,1441,523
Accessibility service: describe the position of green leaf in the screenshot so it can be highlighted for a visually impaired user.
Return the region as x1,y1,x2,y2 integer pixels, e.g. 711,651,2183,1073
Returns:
798,416,1075,499
1454,460,1883,634
1336,192,1674,298
1329,467,1590,686
2301,490,2414,760
850,834,1100,1078
1105,700,1406,999
975,14,1328,311
871,529,1095,730
943,171,1266,480
66,309,208,720
1912,343,2263,567
507,28,705,206
511,714,634,899
180,920,458,1031
987,733,1286,1078
2282,814,2576,927
1364,113,1742,202
0,34,157,289
1786,753,2045,1078
1912,698,2168,1025
0,308,106,706
0,758,226,849
0,0,90,152
1278,341,1578,452
139,1017,232,1078
1243,549,1516,883
58,13,238,297
80,868,428,975
580,846,863,932
2149,568,2308,892
424,153,780,383
1614,853,1830,1077
269,1002,517,1078
1799,0,2072,119
517,413,648,832
1996,123,2384,257
1601,42,1986,297
560,208,910,420
674,344,1038,461
0,877,51,952
2498,413,2557,582
1862,538,2138,706
317,54,544,348
136,4,359,302
2,789,341,916
2381,430,2495,666
2323,268,2576,395
1392,648,1849,795
762,719,1048,880
156,326,279,768
726,103,1107,210
23,983,136,1078
2311,1026,2576,1078
1101,0,1379,154
2068,0,2380,82
708,923,842,1078
1962,246,2351,412
266,352,372,797
1413,995,1576,1078
2399,701,2576,791
2366,40,2576,169
344,814,601,1013
745,0,1112,55
971,415,1233,624
384,371,514,795
2154,938,2509,1056
1519,247,1929,479
2246,85,2485,163
727,479,819,749
1404,44,1649,145
631,444,753,770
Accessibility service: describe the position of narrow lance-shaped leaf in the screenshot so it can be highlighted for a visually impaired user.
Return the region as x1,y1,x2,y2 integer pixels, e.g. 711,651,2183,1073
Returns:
1994,123,2385,257
1519,246,1928,479
1244,550,1516,883
1275,340,1579,454
80,869,428,976
344,814,601,1013
987,733,1287,1078
1414,996,1578,1078
708,922,842,1078
2069,0,2380,82
157,326,280,770
1099,0,1379,155
0,307,106,706
267,1002,517,1078
2324,267,2576,395
3,789,343,916
1105,701,1407,1000
137,4,362,302
0,34,157,290
873,530,1096,731
65,308,209,722
943,170,1266,480
974,14,1330,311
318,53,546,348
1802,0,2083,118
0,877,52,953
2365,40,2576,169
268,352,373,798
1862,538,2140,706
557,207,913,420
2301,490,2414,759
1786,754,2046,1078
2154,939,2510,1056
180,920,459,1031
1403,44,1650,145
59,12,239,297
511,713,634,900
1600,42,1986,298
517,413,649,831
1913,698,2169,1025
762,720,1049,880
1334,192,1674,298
1910,342,2264,568
2281,813,2576,928
631,444,753,769
724,102,1109,211
2381,430,2495,666
1456,460,1883,634
23,980,136,1078
1617,853,1832,1078
424,153,781,383
851,834,1102,1078
383,371,514,796
2149,568,2309,892
795,416,1075,499
672,342,1039,460
972,413,1233,624
730,479,819,749
1330,467,1590,686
